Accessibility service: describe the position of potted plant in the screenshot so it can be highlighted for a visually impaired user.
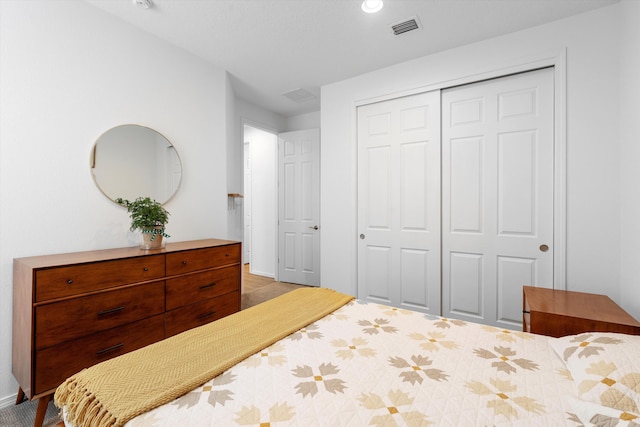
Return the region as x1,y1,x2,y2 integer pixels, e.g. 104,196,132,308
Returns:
116,196,170,249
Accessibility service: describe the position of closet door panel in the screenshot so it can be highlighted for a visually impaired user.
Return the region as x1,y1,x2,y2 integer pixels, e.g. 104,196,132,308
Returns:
450,136,484,233
400,248,429,307
358,91,441,313
401,141,428,231
442,67,554,329
366,146,392,229
498,130,536,235
497,256,536,324
365,245,392,302
448,252,483,317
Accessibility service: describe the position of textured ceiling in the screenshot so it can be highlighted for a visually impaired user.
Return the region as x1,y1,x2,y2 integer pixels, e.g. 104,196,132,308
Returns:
84,0,618,117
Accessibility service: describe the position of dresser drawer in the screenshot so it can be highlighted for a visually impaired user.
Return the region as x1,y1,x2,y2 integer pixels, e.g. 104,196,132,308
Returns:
35,255,165,302
35,281,165,349
34,314,164,395
166,244,240,276
165,291,240,337
166,265,240,311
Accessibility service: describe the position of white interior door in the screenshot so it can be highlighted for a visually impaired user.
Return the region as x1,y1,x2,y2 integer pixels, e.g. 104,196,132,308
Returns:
441,67,555,328
357,91,441,313
277,129,320,286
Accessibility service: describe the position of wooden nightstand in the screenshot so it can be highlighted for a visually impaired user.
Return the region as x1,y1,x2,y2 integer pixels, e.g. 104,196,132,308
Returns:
522,286,640,338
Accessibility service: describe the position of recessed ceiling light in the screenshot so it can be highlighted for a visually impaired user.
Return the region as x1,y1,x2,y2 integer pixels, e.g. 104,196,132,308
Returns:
362,0,383,14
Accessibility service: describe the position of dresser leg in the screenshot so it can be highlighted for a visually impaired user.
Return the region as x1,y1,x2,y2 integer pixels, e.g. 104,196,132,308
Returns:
16,387,26,404
34,394,52,427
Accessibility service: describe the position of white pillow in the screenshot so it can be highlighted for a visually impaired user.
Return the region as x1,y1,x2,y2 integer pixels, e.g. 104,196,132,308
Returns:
550,333,640,413
569,397,640,427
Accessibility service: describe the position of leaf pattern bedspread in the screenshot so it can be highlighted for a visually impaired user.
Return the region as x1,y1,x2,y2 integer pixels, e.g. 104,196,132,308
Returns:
123,300,580,426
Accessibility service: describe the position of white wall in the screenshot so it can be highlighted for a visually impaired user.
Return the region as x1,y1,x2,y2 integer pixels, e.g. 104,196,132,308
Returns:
619,0,640,319
286,111,320,132
321,2,640,318
0,0,229,405
225,72,239,241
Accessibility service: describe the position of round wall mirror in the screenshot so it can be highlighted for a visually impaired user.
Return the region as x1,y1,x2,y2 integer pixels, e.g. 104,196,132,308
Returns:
90,125,182,204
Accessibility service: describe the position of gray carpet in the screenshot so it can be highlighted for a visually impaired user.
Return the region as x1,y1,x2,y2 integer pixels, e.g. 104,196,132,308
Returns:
1,286,306,426
0,398,61,427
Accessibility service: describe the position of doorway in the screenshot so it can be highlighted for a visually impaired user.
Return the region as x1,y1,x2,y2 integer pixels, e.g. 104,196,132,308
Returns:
242,125,321,286
243,124,277,278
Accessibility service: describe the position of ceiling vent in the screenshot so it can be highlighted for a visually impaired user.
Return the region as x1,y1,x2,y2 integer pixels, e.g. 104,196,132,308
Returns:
390,16,422,36
281,88,317,103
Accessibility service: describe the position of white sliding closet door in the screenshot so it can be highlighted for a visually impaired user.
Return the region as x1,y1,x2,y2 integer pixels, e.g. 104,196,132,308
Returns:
441,68,555,328
357,91,441,314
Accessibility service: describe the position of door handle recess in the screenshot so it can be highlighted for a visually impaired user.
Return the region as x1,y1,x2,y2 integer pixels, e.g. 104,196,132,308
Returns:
198,311,217,319
97,343,124,356
97,306,125,317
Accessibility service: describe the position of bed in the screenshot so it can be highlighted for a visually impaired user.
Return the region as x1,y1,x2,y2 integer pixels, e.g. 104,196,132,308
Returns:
55,288,640,427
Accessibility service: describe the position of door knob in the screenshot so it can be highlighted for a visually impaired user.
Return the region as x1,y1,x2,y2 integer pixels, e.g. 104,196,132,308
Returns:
308,225,319,230
539,244,549,252
360,234,365,239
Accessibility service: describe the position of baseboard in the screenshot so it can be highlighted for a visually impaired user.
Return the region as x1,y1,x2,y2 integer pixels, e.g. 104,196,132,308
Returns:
249,270,275,279
0,392,18,410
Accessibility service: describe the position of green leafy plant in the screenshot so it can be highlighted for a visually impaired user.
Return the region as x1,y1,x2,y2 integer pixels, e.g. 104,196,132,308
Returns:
115,196,170,241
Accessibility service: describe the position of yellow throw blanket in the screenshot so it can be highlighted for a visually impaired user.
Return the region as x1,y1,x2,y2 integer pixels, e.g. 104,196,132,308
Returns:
54,287,354,427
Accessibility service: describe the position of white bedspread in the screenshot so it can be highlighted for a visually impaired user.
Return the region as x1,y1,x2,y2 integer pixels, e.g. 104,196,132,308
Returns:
114,300,582,426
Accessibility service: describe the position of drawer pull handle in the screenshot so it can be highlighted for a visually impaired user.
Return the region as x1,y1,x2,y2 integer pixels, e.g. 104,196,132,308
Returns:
67,279,73,285
182,261,188,265
97,306,125,317
97,343,124,355
143,267,149,272
199,283,217,290
197,311,216,319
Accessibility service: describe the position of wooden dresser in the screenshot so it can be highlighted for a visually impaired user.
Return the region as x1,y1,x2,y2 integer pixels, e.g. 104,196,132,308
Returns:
12,238,241,427
523,285,640,338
